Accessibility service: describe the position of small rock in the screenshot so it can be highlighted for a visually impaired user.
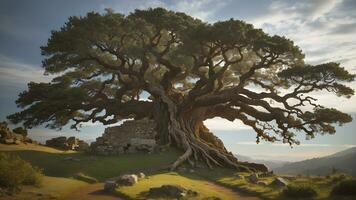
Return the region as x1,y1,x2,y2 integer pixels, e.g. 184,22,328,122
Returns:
269,177,289,187
257,181,268,186
104,180,117,192
14,140,21,145
235,174,244,179
137,172,145,179
4,138,14,144
189,169,195,173
246,173,259,183
116,174,138,186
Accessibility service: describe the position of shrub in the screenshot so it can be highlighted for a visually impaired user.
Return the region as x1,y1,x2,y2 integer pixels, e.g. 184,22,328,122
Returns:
74,172,98,183
282,184,317,199
330,179,356,196
0,153,43,191
12,127,28,137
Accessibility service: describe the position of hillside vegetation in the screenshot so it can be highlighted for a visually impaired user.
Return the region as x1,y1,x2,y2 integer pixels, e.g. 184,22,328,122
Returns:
275,147,356,176
1,143,355,200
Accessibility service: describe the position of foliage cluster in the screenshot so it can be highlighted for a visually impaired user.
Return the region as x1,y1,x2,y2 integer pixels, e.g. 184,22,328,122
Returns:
12,127,28,137
281,184,317,198
0,152,43,192
330,179,356,196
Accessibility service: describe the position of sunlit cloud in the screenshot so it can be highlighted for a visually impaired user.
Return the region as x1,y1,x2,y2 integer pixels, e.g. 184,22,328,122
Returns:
0,54,51,85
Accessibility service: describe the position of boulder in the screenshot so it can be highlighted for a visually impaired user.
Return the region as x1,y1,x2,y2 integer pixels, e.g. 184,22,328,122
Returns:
257,181,268,186
3,138,14,144
46,136,69,150
148,184,198,198
247,173,259,183
241,162,268,172
0,122,31,145
116,174,138,186
104,180,117,192
269,177,289,187
137,172,145,179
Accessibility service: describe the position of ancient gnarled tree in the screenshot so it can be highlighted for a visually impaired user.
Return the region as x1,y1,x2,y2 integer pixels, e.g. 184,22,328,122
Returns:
8,8,355,171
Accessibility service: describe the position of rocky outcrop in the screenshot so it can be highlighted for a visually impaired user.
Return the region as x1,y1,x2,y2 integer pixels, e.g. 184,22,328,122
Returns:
148,184,198,198
270,177,289,187
116,174,138,186
104,180,117,192
90,119,157,155
45,136,89,151
0,122,34,145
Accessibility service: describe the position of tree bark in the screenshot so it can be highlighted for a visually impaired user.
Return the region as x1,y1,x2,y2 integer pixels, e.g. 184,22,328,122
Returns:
149,85,267,172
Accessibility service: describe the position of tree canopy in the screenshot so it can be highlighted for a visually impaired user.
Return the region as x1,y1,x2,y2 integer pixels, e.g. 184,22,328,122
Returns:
8,8,355,170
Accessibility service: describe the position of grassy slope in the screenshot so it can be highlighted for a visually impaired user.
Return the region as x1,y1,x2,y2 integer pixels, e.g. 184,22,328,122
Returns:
2,143,355,200
0,143,180,180
116,172,259,200
195,168,355,200
0,143,180,199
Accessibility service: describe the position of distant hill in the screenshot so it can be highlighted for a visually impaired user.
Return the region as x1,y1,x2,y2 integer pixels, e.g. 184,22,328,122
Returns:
274,147,356,176
235,154,290,170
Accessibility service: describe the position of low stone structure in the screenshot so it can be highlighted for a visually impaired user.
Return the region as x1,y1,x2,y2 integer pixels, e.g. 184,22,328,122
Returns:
45,136,89,151
90,119,157,155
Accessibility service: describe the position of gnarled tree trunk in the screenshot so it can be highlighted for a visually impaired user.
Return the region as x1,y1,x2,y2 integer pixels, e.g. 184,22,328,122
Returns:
150,85,267,172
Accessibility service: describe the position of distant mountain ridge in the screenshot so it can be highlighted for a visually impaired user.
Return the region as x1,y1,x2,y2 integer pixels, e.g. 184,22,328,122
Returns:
273,147,356,176
235,154,290,170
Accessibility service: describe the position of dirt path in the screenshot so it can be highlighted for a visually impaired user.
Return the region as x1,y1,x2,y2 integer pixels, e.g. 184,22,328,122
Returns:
201,181,260,200
63,183,124,200
63,181,260,200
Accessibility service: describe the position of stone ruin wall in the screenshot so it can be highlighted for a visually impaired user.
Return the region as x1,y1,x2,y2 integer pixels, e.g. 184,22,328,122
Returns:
90,118,157,155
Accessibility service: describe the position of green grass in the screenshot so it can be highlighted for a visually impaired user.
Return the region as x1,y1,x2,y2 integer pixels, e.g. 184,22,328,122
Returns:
0,143,181,181
23,176,88,197
116,172,249,200
195,169,356,200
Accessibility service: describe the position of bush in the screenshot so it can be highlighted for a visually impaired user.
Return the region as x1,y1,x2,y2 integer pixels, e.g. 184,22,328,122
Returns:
0,153,43,191
282,184,317,198
330,179,356,196
74,172,98,183
12,127,28,137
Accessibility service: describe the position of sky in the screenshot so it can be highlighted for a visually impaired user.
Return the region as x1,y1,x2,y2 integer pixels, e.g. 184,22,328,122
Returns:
0,0,356,162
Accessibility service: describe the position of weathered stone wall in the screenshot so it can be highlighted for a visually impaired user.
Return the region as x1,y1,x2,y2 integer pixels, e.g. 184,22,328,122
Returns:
90,119,157,155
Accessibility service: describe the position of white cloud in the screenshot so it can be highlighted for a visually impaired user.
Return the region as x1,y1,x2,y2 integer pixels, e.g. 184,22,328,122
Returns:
204,117,251,131
236,141,356,148
0,55,51,85
103,0,226,21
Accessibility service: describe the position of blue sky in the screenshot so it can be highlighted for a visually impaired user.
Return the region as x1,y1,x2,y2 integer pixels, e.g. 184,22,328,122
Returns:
1,0,356,161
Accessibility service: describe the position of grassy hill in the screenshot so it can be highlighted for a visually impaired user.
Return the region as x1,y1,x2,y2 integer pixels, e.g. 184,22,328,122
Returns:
274,147,356,176
1,143,355,200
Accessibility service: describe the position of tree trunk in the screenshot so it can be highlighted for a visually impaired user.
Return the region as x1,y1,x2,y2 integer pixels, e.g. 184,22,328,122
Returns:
149,85,267,172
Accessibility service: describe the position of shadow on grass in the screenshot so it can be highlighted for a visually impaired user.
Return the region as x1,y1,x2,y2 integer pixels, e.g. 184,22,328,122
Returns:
1,149,180,181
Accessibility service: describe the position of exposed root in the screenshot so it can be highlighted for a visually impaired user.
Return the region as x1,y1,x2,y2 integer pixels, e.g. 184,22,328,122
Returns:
170,147,192,171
